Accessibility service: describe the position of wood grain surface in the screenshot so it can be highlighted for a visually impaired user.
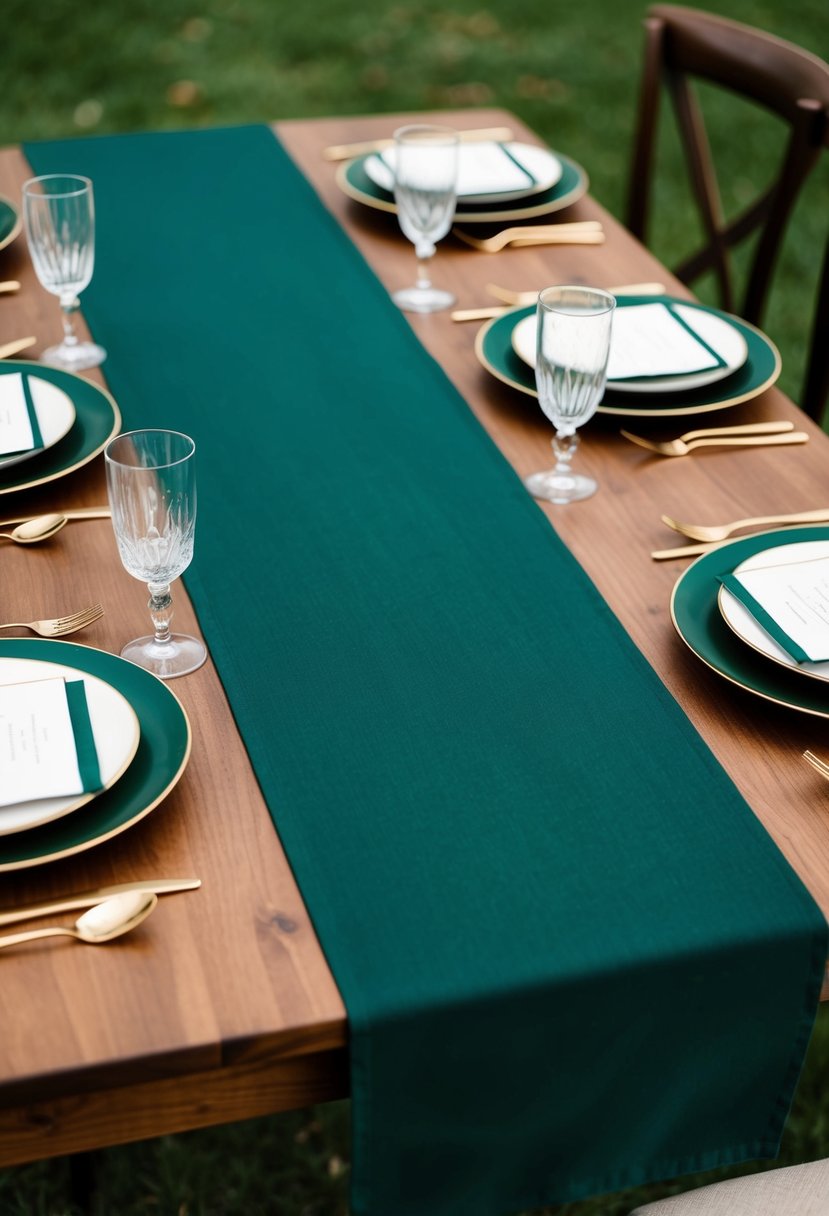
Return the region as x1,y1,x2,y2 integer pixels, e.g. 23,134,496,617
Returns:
0,108,826,1167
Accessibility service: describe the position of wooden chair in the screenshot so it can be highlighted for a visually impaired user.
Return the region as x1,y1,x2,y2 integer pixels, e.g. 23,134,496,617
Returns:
629,1158,829,1215
626,5,829,421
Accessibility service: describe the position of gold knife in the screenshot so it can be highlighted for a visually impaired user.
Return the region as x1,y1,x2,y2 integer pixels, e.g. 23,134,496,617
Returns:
322,125,514,161
0,336,36,359
651,542,728,560
0,877,201,927
452,282,669,322
0,507,111,528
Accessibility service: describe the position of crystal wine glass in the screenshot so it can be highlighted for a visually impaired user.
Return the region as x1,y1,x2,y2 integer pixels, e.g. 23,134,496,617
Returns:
524,286,616,505
22,174,106,371
105,430,206,679
391,124,459,314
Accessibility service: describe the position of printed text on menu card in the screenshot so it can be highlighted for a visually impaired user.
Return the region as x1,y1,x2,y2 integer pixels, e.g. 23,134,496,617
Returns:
0,678,88,805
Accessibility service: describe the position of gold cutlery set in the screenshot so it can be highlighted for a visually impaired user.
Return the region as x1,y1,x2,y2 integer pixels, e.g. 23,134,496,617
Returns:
0,877,201,949
0,509,111,633
621,420,808,458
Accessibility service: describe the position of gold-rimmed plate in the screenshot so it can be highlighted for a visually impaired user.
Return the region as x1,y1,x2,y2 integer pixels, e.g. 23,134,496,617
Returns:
0,658,140,836
0,362,120,495
0,195,21,253
337,149,588,223
475,295,781,417
0,639,191,871
671,526,829,718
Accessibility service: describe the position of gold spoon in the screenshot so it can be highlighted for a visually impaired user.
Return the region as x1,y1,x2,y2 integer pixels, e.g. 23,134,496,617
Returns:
0,513,67,544
0,891,158,951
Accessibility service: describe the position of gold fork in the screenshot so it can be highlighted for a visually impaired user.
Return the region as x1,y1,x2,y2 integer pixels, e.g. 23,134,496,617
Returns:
661,508,829,543
621,421,797,457
0,603,104,638
804,751,829,781
453,222,604,253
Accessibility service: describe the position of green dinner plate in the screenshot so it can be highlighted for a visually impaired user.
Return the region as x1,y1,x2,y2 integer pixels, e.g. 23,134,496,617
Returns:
0,195,21,252
671,526,829,718
0,362,120,495
475,295,781,417
0,639,192,870
337,150,588,223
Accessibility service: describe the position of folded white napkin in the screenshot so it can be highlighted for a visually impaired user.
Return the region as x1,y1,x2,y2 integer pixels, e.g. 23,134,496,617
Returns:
722,554,829,664
608,303,727,381
373,142,536,198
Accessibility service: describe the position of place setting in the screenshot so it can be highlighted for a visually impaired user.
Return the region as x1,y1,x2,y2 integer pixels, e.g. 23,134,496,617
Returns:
664,519,829,718
0,425,206,871
475,290,782,417
0,174,120,495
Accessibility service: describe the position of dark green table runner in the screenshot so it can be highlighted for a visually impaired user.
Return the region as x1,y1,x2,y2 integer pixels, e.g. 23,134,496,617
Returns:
25,126,827,1215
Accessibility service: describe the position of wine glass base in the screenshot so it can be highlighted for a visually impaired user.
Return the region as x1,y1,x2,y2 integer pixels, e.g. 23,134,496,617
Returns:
524,468,597,505
392,285,456,314
40,341,107,371
120,633,207,679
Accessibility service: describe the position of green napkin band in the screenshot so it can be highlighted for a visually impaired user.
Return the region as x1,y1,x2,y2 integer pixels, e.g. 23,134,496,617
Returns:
20,374,44,452
64,679,103,792
719,574,815,664
498,142,537,187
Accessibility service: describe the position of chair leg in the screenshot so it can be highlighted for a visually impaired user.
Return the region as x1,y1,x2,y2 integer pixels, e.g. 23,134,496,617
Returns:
802,236,829,424
68,1150,99,1214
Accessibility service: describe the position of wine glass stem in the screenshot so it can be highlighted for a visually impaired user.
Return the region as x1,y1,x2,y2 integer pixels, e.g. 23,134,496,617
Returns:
553,429,579,475
415,242,434,291
147,581,174,646
59,296,81,349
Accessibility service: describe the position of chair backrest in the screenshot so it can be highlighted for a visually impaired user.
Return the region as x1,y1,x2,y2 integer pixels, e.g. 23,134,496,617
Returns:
626,4,829,420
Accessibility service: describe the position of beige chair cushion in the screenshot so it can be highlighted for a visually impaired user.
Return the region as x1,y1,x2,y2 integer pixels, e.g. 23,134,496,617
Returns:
630,1160,829,1216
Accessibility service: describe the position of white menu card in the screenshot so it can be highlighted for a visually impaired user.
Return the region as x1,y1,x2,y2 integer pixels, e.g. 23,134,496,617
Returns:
0,677,94,806
725,555,829,663
0,373,38,456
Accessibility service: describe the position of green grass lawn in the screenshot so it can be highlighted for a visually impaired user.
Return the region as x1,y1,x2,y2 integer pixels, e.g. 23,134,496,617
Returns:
1,1,828,1212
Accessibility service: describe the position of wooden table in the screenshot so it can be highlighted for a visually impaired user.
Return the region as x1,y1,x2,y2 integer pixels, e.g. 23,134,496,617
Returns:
0,108,827,1169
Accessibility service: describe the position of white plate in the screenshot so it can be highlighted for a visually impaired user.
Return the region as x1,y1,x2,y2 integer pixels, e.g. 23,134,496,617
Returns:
718,539,829,684
511,304,749,394
364,142,563,203
0,375,76,471
0,657,140,835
